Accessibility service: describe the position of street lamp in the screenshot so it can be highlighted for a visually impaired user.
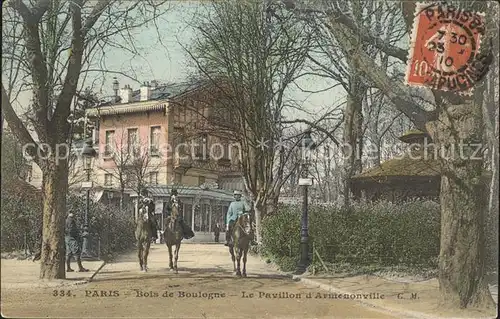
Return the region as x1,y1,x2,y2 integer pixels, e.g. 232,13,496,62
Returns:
81,139,98,260
296,130,316,274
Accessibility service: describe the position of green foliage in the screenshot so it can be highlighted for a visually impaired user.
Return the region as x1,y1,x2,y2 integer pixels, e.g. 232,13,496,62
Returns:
0,185,42,253
67,194,136,260
261,200,441,272
1,191,135,260
1,130,27,182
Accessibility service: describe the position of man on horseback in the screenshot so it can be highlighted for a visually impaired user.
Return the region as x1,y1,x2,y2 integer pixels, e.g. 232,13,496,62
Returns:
162,188,195,239
139,188,158,242
225,190,250,246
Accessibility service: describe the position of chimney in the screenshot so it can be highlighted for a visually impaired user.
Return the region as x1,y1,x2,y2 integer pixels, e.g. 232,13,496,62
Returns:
140,82,151,101
120,85,133,104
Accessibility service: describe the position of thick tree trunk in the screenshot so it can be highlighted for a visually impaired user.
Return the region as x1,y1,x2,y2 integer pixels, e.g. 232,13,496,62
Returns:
427,103,495,308
342,91,364,206
39,158,69,279
486,140,499,270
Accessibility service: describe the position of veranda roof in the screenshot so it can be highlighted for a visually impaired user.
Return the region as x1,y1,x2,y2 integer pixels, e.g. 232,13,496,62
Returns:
130,185,235,202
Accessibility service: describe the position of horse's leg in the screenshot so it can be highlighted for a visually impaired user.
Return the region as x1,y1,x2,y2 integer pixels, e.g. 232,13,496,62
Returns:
229,245,236,273
137,241,143,271
242,245,249,278
235,247,242,277
144,241,151,272
174,242,181,274
167,244,174,270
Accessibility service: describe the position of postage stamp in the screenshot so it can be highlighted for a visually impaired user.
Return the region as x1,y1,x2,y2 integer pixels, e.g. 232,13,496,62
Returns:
405,2,486,93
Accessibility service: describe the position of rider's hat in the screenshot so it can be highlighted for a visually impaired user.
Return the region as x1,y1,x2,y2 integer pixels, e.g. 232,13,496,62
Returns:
171,188,178,196
233,190,242,196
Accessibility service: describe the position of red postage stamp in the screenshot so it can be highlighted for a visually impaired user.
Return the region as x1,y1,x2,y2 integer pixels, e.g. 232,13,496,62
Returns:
405,2,486,93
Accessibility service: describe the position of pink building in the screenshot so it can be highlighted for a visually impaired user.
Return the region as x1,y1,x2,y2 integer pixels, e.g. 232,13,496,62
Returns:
84,81,244,235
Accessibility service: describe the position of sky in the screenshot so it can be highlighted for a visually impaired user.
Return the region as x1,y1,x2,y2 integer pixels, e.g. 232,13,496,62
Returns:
10,1,345,127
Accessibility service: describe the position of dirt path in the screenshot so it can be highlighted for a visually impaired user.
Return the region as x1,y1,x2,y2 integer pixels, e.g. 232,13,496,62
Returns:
1,243,396,318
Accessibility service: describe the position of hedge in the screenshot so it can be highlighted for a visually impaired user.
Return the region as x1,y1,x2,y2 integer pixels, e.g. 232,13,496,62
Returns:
1,182,42,254
66,194,136,260
1,188,135,260
261,200,441,272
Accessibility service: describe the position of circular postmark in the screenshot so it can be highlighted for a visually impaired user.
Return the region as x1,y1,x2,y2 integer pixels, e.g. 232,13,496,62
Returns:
406,3,486,93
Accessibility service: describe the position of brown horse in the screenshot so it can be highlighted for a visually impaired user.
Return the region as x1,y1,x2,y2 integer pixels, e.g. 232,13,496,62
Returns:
164,195,183,274
229,213,253,277
135,207,153,271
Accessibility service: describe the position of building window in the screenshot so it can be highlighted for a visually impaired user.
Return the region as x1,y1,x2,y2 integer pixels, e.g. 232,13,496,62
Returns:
149,171,159,185
150,126,161,156
175,128,186,155
182,106,187,123
196,134,208,159
105,130,115,156
221,139,230,160
127,128,139,155
125,170,136,187
175,172,182,184
198,176,205,186
104,173,113,186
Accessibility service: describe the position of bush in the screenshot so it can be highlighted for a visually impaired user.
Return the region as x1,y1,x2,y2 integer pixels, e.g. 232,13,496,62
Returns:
1,189,135,260
261,200,441,271
67,194,135,260
0,183,42,254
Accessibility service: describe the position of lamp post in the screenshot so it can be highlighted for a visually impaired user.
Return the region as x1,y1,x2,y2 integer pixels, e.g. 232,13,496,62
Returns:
296,130,315,274
81,139,97,259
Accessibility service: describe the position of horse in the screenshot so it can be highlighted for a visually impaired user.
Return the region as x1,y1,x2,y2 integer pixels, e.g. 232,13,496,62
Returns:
229,212,253,277
164,195,183,274
135,206,153,272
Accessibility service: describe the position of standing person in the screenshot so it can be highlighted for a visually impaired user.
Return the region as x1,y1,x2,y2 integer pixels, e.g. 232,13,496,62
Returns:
65,212,88,272
225,190,250,246
162,188,195,239
214,223,220,242
139,188,158,242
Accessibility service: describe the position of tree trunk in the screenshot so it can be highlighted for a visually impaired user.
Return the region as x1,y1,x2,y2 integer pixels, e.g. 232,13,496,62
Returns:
342,91,364,206
39,158,69,279
120,187,125,211
427,102,495,308
253,200,265,244
486,137,499,270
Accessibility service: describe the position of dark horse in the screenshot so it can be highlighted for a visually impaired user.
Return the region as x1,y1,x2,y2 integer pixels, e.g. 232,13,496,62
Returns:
164,195,183,273
229,213,253,277
135,207,153,271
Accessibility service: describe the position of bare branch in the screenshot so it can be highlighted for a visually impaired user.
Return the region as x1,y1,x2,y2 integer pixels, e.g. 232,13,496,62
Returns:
1,84,42,163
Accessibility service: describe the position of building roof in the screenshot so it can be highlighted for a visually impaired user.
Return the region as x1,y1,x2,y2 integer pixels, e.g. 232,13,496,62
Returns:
86,100,169,116
131,185,236,202
398,129,431,144
351,154,440,180
85,80,210,117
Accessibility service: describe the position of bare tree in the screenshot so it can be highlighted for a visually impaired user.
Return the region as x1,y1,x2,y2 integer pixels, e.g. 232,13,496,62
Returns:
1,0,169,279
182,0,317,243
285,0,497,309
127,145,163,197
99,130,132,211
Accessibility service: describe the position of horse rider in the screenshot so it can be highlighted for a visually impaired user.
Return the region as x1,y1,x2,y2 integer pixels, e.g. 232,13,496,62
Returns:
65,211,89,272
225,190,250,246
162,188,195,239
139,187,159,242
